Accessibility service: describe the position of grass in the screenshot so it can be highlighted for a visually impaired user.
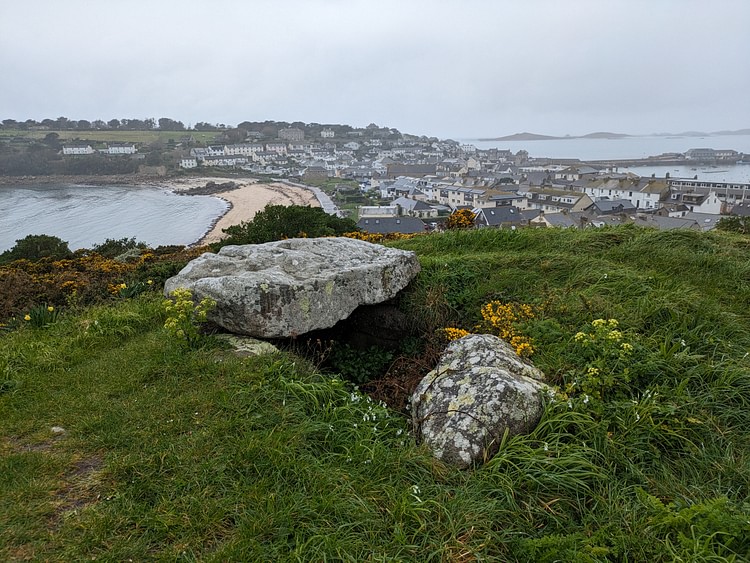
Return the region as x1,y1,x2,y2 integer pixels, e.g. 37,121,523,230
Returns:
2,226,750,560
0,129,219,145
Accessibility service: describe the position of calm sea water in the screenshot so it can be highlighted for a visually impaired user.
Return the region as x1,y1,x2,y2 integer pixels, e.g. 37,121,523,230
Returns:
470,134,750,161
0,184,228,253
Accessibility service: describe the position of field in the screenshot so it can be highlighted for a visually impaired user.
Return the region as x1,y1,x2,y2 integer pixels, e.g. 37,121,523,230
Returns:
0,129,220,145
2,226,749,561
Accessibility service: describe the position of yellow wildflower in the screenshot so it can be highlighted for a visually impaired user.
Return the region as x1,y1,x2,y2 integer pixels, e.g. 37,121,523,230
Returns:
47,306,54,312
441,327,470,341
607,330,623,341
24,314,31,321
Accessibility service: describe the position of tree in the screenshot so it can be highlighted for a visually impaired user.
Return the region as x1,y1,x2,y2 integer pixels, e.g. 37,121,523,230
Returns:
108,119,121,129
0,234,73,263
43,132,61,150
158,117,185,131
217,205,358,248
445,208,476,230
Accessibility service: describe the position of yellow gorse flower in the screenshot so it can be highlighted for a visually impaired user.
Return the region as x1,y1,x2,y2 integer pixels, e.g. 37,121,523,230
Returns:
476,300,535,357
440,327,471,341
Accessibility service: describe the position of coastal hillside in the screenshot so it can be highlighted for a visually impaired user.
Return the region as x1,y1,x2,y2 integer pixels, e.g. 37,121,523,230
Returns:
2,226,750,560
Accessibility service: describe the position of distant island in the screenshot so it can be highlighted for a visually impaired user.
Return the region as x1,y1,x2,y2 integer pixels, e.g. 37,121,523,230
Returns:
479,128,750,142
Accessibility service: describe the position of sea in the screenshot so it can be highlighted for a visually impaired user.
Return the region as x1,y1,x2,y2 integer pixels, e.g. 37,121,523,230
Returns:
2,134,750,253
469,133,750,184
0,184,228,253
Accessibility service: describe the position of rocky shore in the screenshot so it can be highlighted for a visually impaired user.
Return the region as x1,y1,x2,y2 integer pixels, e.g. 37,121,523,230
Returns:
0,174,163,187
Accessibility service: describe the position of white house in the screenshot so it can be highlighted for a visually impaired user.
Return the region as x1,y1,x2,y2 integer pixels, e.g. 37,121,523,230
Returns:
669,190,722,215
206,145,226,156
62,145,95,155
265,142,288,155
202,155,248,167
180,157,198,169
106,143,137,155
582,177,668,210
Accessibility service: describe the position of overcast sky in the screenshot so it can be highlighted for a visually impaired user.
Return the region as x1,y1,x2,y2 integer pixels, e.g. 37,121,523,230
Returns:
2,0,748,139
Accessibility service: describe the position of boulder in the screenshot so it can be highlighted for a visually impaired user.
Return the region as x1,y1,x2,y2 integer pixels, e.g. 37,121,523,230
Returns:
215,334,279,357
411,334,548,469
164,237,420,338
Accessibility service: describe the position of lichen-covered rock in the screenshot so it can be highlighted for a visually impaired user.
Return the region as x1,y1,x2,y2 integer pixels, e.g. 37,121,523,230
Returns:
411,334,548,469
215,334,279,357
164,237,420,338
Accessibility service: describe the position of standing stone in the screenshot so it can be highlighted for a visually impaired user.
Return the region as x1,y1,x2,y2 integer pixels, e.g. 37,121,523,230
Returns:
164,237,420,338
411,334,548,469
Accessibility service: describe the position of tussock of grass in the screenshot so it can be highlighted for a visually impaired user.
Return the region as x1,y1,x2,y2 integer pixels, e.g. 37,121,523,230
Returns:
2,226,750,560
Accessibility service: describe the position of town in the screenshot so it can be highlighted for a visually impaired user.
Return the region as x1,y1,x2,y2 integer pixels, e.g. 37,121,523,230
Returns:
4,119,750,235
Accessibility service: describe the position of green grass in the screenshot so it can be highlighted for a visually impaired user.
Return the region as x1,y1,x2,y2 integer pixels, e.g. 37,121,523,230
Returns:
2,226,750,561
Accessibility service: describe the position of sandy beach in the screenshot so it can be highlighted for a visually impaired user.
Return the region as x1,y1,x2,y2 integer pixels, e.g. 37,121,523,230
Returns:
159,177,320,245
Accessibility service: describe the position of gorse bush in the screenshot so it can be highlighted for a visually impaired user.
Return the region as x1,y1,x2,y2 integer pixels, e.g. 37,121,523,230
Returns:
475,300,535,357
0,242,206,321
444,208,476,230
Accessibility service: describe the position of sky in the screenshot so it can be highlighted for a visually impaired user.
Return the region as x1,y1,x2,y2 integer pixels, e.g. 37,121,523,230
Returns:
1,0,749,140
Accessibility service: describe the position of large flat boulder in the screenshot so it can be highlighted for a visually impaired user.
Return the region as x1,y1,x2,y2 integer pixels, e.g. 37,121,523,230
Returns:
164,237,421,338
411,334,548,469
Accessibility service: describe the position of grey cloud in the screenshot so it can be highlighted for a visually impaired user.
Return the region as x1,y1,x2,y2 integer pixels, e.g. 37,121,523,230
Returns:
1,0,748,138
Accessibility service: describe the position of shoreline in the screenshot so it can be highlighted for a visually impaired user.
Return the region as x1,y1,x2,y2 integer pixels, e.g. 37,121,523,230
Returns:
149,176,321,246
1,173,322,248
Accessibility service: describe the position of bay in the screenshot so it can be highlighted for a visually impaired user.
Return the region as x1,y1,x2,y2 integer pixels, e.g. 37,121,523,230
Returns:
619,165,750,184
0,184,228,253
469,134,750,161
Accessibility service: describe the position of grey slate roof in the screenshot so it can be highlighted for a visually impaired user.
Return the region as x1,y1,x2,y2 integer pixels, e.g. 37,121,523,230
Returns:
474,206,526,227
357,216,427,234
588,199,637,215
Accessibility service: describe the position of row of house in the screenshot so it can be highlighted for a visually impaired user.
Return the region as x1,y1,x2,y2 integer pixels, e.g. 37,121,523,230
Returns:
62,143,138,156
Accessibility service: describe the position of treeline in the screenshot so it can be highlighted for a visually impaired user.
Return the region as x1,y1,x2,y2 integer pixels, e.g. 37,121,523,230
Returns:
1,117,405,137
0,117,189,131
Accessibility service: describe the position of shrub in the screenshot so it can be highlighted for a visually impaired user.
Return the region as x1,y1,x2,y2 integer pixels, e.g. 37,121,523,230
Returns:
216,204,359,248
0,234,73,263
163,287,216,348
475,300,535,357
444,208,476,230
91,237,147,259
